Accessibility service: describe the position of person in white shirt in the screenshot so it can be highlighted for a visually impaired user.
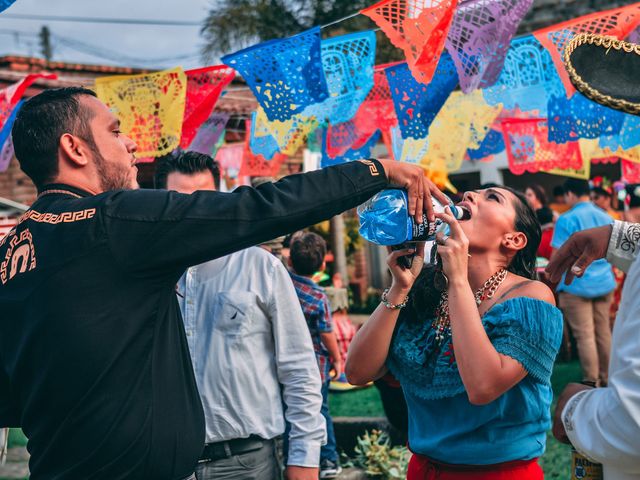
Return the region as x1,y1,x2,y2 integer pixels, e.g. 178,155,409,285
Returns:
548,220,640,480
547,32,640,480
155,151,325,480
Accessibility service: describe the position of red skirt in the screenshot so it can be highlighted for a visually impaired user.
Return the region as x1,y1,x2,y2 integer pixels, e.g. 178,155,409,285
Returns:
407,453,543,480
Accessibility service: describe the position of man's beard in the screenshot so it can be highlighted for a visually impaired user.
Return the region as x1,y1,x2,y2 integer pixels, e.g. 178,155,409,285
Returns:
88,142,138,191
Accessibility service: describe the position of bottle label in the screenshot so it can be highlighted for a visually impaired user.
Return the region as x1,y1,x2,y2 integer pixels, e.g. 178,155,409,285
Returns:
409,214,438,241
571,450,603,480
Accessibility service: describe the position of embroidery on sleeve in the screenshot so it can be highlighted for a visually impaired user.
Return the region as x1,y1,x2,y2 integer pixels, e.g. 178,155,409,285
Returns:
619,222,640,253
563,390,591,433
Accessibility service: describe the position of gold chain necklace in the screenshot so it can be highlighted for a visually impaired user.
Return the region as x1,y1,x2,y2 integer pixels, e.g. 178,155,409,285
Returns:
37,189,83,200
432,268,508,347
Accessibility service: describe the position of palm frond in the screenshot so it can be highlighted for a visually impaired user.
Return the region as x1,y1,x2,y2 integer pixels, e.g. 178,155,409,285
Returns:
200,0,403,64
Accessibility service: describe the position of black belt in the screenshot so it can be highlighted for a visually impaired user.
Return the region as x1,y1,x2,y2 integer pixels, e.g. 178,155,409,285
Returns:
199,435,266,463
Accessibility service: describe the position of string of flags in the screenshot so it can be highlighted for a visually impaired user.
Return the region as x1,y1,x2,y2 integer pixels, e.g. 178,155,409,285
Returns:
0,74,58,173
2,1,640,183
94,67,187,158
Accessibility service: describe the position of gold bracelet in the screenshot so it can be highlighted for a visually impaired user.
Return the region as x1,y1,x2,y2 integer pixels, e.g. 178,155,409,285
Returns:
381,288,409,309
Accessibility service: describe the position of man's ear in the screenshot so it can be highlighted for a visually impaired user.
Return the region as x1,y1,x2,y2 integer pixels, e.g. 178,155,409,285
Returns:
59,133,90,167
502,231,528,253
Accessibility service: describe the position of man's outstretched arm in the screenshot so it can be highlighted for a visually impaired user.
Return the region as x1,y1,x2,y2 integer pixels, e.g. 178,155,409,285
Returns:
103,160,447,277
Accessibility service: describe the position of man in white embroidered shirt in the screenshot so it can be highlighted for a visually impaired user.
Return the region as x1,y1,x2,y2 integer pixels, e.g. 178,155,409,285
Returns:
155,151,324,480
546,31,640,480
548,219,640,480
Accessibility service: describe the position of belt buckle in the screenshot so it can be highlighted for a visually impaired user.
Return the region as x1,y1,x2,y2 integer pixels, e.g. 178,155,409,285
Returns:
199,441,233,463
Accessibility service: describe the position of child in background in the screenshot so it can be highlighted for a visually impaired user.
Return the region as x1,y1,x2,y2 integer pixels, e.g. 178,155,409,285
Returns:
288,232,342,479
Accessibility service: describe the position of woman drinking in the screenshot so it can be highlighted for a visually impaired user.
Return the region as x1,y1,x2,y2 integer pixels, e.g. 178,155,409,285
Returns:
347,187,563,479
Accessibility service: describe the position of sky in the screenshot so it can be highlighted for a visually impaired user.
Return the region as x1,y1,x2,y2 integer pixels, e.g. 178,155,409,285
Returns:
0,0,215,70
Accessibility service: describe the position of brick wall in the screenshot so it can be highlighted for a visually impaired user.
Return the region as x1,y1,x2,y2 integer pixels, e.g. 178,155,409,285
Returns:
0,155,37,206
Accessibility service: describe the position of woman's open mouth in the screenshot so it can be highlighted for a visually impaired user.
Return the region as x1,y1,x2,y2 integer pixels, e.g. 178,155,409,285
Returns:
456,203,472,221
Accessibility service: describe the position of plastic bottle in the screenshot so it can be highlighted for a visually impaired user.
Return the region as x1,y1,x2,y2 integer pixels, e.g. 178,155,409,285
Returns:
357,189,468,246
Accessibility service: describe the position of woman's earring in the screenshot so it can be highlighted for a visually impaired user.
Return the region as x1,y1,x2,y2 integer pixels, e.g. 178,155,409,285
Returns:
433,270,449,292
433,253,448,292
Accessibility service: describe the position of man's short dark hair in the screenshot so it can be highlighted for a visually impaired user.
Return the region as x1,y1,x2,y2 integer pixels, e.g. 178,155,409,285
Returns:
11,87,98,189
552,185,565,197
591,186,611,198
154,150,220,190
289,232,326,276
563,179,591,198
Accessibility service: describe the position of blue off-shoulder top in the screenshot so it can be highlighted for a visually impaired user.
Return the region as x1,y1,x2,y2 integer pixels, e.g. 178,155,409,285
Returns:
387,296,563,465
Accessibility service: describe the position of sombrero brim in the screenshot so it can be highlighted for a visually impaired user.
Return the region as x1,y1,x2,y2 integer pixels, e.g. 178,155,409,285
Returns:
564,33,640,115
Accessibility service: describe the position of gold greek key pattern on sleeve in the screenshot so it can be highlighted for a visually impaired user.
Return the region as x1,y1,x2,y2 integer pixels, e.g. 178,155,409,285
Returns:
1,229,37,285
18,208,97,225
0,208,96,248
358,159,380,176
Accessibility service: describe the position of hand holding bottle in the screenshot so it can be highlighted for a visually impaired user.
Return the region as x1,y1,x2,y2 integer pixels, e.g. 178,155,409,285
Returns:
358,189,470,246
377,160,449,223
434,206,470,282
386,242,426,292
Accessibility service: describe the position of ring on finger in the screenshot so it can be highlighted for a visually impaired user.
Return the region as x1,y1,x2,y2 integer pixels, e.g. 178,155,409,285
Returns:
436,234,449,246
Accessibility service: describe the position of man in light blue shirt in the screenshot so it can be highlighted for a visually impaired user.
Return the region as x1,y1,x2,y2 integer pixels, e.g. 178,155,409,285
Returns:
551,178,615,386
155,152,325,480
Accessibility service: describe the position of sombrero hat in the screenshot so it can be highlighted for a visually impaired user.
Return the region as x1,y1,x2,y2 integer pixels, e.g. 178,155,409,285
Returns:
564,33,640,115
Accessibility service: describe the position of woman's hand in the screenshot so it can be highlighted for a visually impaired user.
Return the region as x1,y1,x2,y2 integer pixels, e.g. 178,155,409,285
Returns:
386,242,426,292
435,206,469,281
347,245,425,385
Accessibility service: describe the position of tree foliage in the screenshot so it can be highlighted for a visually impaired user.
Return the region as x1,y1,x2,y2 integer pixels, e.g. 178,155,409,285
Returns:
200,0,403,64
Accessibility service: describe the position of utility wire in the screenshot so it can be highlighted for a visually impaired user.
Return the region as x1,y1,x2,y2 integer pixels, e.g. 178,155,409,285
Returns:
0,28,199,67
320,11,362,30
0,10,392,69
0,28,38,37
0,8,372,67
0,13,201,26
3,10,364,29
55,34,199,65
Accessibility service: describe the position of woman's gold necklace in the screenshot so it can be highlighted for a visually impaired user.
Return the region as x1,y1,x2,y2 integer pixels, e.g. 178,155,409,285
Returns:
432,268,508,346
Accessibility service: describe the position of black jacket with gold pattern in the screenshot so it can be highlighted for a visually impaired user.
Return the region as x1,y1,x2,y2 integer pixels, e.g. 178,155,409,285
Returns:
0,159,386,480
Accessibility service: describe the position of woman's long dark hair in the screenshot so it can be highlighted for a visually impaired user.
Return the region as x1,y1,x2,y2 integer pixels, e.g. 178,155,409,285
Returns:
405,187,541,322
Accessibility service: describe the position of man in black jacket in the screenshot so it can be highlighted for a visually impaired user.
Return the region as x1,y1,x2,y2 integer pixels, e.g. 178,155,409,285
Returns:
0,87,444,479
